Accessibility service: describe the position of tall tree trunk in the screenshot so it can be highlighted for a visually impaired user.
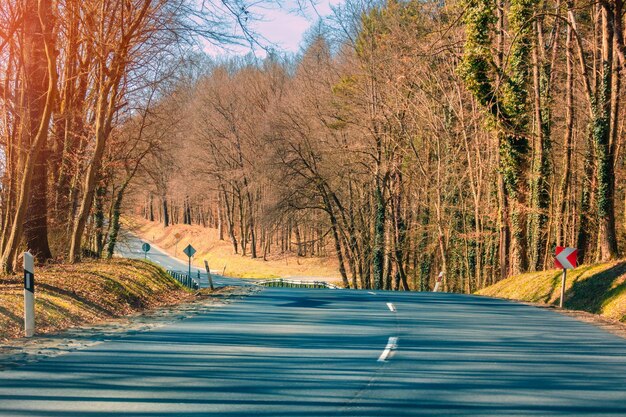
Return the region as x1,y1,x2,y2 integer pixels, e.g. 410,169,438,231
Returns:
149,193,155,221
557,4,574,246
528,17,551,271
217,192,224,240
22,0,56,263
69,77,118,263
321,190,349,288
221,186,238,254
1,0,56,272
24,149,52,262
106,184,131,259
94,185,106,257
373,184,385,290
162,194,169,227
594,1,619,261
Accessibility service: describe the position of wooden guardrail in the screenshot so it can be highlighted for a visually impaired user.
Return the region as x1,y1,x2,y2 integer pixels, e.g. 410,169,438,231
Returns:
166,270,200,290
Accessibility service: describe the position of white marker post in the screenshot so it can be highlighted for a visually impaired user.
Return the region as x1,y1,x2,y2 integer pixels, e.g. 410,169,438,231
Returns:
23,252,35,337
433,271,444,292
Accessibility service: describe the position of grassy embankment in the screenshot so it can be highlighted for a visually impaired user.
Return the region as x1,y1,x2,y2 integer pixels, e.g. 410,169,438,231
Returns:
125,216,340,280
477,260,626,322
0,259,193,341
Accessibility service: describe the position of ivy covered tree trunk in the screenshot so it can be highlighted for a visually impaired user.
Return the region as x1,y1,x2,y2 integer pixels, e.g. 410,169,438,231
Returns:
501,0,535,275
528,17,552,271
594,1,619,261
94,185,106,257
106,187,126,259
460,0,535,276
557,4,574,248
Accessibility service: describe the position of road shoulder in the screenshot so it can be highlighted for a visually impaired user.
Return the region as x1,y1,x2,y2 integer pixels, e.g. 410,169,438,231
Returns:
0,285,259,372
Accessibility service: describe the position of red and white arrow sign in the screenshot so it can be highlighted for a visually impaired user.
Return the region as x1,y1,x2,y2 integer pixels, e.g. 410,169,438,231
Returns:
555,246,578,270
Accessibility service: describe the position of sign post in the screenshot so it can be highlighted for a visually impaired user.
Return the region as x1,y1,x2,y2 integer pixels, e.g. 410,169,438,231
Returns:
23,252,35,337
183,244,196,279
204,260,214,290
433,271,444,292
141,242,151,259
554,246,578,308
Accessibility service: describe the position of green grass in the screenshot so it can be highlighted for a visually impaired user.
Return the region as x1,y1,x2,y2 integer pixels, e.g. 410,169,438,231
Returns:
476,260,626,321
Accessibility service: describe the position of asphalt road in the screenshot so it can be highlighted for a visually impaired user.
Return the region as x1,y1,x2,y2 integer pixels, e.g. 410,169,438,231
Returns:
2,245,626,415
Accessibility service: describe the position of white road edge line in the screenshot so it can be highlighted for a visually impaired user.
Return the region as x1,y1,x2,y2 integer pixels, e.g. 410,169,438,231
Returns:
378,337,398,362
387,302,396,312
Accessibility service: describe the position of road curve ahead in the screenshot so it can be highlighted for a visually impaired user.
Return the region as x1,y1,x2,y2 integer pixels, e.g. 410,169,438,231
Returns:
114,231,243,287
1,257,626,415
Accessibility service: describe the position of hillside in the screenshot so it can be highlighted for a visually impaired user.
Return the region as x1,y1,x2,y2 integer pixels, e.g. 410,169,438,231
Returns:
476,260,626,322
0,259,193,341
124,217,340,280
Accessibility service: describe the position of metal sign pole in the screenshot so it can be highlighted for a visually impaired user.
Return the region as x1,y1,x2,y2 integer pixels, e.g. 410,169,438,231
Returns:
182,244,196,281
559,268,567,308
23,252,35,337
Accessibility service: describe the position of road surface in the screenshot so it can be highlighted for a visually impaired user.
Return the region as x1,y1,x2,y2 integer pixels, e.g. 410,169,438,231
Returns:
1,244,626,415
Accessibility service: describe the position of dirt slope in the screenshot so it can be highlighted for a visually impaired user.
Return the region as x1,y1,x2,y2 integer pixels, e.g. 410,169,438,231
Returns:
0,259,192,341
125,216,340,279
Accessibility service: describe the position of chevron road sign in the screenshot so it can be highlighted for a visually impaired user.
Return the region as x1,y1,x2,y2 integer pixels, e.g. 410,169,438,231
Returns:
555,246,578,270
555,246,578,308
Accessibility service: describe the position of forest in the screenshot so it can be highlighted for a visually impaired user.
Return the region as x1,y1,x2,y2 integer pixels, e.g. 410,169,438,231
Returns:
1,0,625,293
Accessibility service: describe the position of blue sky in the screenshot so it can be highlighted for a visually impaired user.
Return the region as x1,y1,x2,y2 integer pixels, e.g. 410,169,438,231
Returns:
204,0,345,56
253,0,343,52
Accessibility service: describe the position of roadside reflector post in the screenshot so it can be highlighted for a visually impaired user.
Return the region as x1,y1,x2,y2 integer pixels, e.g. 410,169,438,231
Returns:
555,246,578,308
204,260,214,290
23,252,35,337
433,271,444,292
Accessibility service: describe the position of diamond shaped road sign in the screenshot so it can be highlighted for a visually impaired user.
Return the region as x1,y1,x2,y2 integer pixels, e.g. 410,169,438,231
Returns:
555,246,578,270
183,244,196,258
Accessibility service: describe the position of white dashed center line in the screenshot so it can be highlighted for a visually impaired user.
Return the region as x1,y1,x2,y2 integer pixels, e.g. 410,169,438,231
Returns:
378,337,399,362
